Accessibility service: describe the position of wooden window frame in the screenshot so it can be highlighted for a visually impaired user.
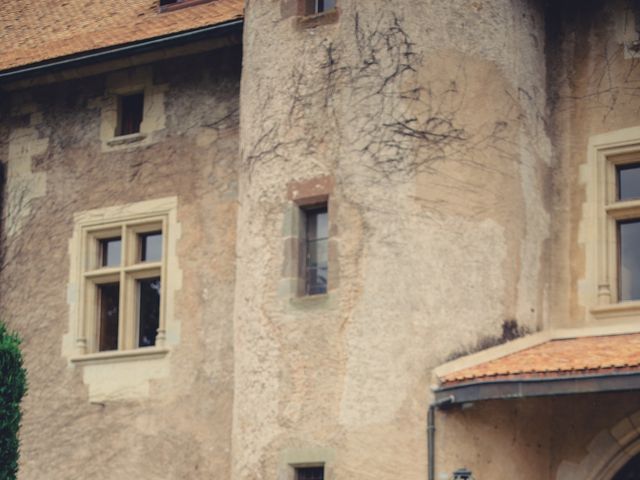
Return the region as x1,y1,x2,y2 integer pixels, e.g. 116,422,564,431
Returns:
81,219,166,353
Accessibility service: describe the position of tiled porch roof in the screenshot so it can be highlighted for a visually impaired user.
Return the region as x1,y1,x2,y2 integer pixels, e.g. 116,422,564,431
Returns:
0,0,244,72
439,333,640,387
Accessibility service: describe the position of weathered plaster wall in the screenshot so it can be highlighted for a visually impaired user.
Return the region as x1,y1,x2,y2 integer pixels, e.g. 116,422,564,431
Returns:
435,392,640,480
0,46,241,479
548,0,640,327
235,0,552,477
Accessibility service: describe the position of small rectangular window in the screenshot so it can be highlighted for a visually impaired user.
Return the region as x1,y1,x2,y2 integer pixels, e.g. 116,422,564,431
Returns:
140,231,163,262
296,466,324,480
303,204,328,296
315,0,336,13
301,0,336,15
117,93,144,136
98,283,120,352
618,219,640,301
617,162,640,201
100,237,122,267
138,277,161,347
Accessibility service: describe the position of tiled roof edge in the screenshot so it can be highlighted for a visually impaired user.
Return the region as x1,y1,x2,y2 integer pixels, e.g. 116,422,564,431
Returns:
0,18,243,82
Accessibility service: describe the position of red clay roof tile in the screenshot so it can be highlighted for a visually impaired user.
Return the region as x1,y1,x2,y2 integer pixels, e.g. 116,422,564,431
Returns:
0,0,244,72
439,333,640,386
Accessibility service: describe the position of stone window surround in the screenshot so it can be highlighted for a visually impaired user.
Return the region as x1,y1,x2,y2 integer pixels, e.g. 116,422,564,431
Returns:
97,66,167,152
281,176,339,301
586,126,640,324
66,196,181,365
280,0,340,27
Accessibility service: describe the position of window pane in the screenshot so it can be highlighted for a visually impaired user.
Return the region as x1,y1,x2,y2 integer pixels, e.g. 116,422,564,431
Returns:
619,220,640,301
316,0,335,12
306,206,328,241
617,163,640,201
140,232,162,262
304,205,329,296
296,467,324,480
100,237,121,267
98,283,119,351
138,277,161,347
118,93,144,136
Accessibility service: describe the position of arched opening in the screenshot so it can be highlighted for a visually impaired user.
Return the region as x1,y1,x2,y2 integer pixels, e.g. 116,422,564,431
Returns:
612,453,640,480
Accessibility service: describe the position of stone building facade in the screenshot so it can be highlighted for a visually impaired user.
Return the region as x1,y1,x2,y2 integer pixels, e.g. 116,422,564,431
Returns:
1,1,640,479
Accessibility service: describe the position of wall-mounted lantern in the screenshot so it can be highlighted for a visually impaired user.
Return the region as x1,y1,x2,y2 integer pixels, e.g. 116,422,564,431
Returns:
452,468,474,480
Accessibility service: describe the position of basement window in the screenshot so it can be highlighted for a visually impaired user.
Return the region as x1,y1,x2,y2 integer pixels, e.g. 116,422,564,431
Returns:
295,466,324,480
117,93,144,137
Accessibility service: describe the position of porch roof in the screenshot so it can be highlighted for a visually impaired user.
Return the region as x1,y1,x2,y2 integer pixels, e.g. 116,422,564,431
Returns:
434,332,640,406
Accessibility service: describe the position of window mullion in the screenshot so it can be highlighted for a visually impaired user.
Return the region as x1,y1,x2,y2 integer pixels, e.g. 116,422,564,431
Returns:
119,224,130,350
156,217,168,347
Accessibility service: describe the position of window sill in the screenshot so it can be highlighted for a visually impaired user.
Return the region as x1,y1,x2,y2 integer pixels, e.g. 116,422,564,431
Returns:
106,132,147,147
591,301,640,322
70,347,169,365
290,292,332,309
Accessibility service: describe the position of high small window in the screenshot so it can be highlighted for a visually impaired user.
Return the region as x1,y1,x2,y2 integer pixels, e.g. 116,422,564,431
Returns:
117,93,144,136
83,223,164,353
295,466,324,480
314,0,336,13
301,0,336,15
303,204,328,295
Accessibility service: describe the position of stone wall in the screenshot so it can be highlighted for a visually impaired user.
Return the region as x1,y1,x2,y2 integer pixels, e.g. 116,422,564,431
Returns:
0,45,241,479
235,0,552,477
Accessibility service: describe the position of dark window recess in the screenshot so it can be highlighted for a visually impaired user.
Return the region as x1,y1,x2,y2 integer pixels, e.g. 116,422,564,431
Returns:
618,219,640,301
100,237,122,267
304,204,328,296
296,467,325,480
117,93,144,136
613,453,640,480
138,277,161,347
140,232,163,262
98,283,120,351
315,0,336,13
617,162,640,201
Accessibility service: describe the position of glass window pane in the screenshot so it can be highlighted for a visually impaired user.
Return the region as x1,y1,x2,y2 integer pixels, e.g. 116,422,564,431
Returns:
118,93,144,136
296,467,324,480
307,239,328,268
138,277,161,347
617,163,640,201
323,0,336,11
140,232,162,262
98,283,119,351
619,220,640,301
100,238,121,267
306,206,328,241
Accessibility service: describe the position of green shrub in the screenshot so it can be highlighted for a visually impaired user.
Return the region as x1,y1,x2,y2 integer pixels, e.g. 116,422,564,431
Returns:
0,323,26,480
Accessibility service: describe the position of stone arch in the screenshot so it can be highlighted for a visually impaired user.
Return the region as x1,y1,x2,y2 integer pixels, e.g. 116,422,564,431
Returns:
556,411,640,480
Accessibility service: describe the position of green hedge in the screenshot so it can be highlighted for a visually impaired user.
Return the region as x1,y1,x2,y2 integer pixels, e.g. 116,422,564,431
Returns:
0,323,26,480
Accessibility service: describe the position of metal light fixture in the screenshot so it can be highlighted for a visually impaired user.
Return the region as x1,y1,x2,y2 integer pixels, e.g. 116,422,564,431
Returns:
452,468,475,480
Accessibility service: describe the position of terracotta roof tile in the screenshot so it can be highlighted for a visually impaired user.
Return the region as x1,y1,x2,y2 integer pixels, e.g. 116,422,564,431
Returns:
440,333,640,386
0,0,244,72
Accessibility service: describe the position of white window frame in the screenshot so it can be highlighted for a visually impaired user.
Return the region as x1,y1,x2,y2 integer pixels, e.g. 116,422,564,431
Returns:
67,197,180,362
587,127,640,323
